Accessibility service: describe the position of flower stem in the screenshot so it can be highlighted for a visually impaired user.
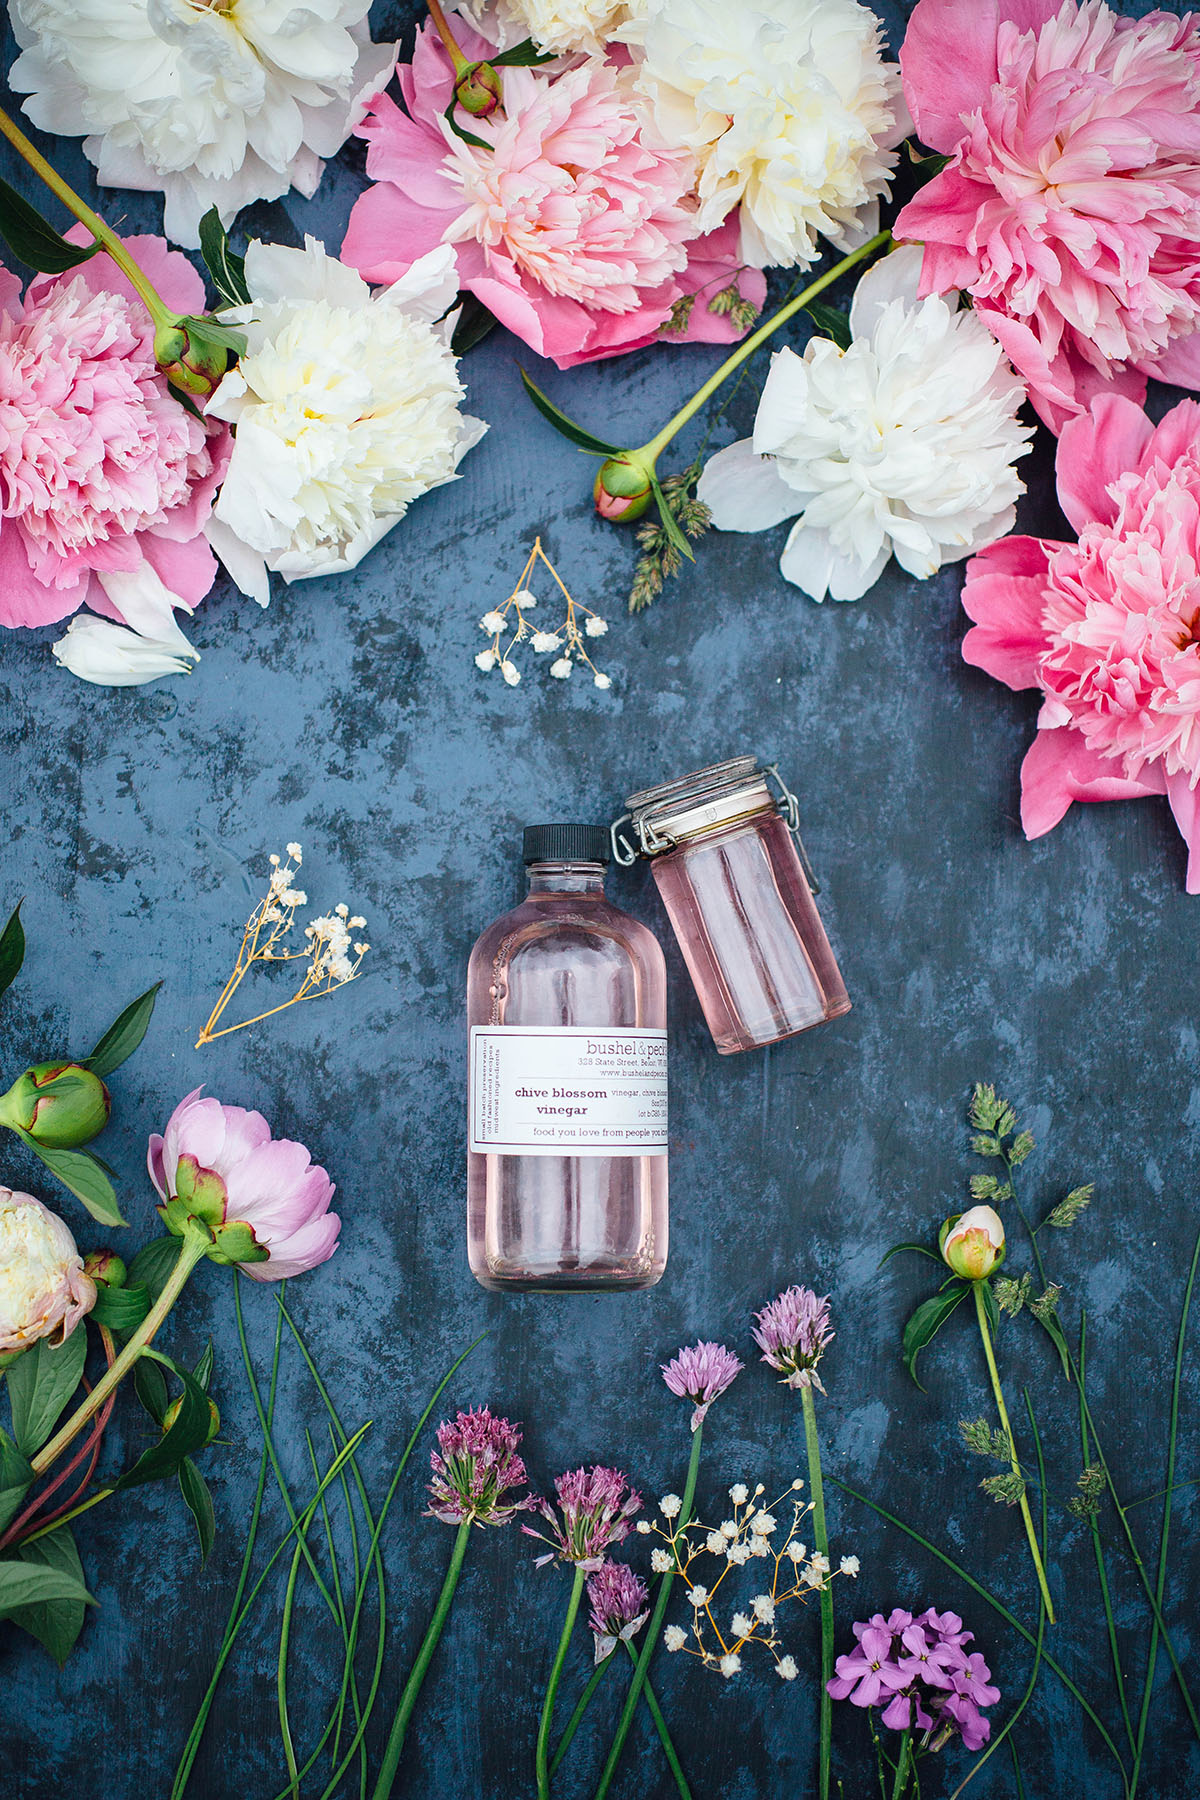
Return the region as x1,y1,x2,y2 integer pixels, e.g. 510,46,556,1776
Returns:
425,0,470,71
31,1231,208,1476
890,1731,912,1800
593,1422,705,1800
550,1658,614,1776
622,1641,692,1800
538,1566,586,1800
371,1518,472,1800
637,231,891,466
801,1385,834,1800
0,101,173,328
971,1284,1055,1623
19,1484,113,1544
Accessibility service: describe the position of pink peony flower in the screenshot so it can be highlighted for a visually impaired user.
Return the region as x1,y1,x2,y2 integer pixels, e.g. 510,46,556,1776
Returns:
962,393,1200,889
148,1088,340,1281
0,231,228,631
895,0,1200,432
341,22,764,370
0,1186,96,1353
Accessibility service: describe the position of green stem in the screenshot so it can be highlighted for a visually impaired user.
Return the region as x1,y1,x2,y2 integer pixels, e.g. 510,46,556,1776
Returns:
20,1484,112,1543
801,1386,834,1800
593,1422,704,1800
637,231,890,465
33,1232,207,1475
550,1659,614,1777
278,1539,304,1797
972,1284,1055,1623
538,1567,587,1800
1078,1319,1135,1762
425,0,470,72
371,1519,473,1800
623,1642,692,1800
890,1732,912,1800
0,101,173,327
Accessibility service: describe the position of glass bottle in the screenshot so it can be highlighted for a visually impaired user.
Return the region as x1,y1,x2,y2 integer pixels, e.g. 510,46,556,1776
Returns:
467,824,668,1292
614,758,850,1054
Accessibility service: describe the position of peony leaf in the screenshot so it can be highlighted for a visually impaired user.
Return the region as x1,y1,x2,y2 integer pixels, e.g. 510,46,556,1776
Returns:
197,207,249,308
132,1355,169,1426
0,902,24,998
128,1234,185,1303
490,38,556,66
192,1340,215,1393
113,1349,212,1489
7,1526,87,1664
878,1240,942,1268
6,1328,87,1457
0,178,103,275
90,1282,151,1334
178,1457,216,1564
181,315,246,356
649,474,695,563
519,370,620,455
450,293,498,357
804,301,852,351
902,1284,971,1389
85,982,161,1077
0,1430,34,1535
17,1134,126,1228
442,95,491,151
0,1555,93,1619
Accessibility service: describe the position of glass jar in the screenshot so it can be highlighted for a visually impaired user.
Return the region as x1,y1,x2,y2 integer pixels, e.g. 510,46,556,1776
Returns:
613,758,850,1055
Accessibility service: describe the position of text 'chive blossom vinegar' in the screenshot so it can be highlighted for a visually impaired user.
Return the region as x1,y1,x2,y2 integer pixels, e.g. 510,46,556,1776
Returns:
467,825,668,1292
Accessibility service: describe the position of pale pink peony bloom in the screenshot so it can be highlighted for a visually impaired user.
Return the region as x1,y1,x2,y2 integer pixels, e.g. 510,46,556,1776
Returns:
0,231,228,632
341,22,764,370
0,1186,96,1354
895,0,1200,432
148,1088,340,1281
962,393,1200,889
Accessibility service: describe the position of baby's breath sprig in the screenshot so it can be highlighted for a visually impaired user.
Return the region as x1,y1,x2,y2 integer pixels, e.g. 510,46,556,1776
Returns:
475,536,611,690
629,461,712,613
195,844,370,1048
636,1478,859,1682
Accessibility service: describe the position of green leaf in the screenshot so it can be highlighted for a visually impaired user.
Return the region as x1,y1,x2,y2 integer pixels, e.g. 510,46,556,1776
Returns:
0,178,103,275
132,1356,169,1426
113,1351,211,1490
878,1240,941,1268
1033,1306,1072,1381
0,902,24,998
519,369,620,455
804,300,852,350
450,292,498,357
128,1234,185,1302
197,207,249,307
902,1284,971,1389
17,1134,125,1227
982,1279,1001,1336
0,1555,94,1616
8,1526,86,1664
442,94,491,151
649,474,695,564
192,1341,215,1393
490,37,556,66
90,1283,151,1334
0,1430,34,1535
6,1328,87,1456
181,315,247,356
178,1458,216,1564
85,981,161,1078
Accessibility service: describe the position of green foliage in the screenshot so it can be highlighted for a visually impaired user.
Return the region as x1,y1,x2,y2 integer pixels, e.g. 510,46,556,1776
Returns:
519,369,620,455
995,1272,1033,1317
629,462,712,612
85,983,161,1078
90,1283,151,1333
901,1283,971,1388
6,1329,86,1457
6,1526,87,1663
0,1430,34,1535
981,1470,1027,1506
113,1351,214,1491
1068,1464,1105,1522
128,1234,186,1301
197,207,249,307
960,1417,1010,1461
0,903,25,998
0,178,101,274
178,1459,216,1564
803,300,852,349
449,293,497,357
13,1132,125,1227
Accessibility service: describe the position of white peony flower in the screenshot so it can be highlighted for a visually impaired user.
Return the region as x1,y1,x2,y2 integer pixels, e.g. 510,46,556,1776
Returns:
697,247,1033,603
631,0,906,270
9,0,397,248
0,1186,95,1354
452,0,647,56
204,240,486,608
52,562,201,687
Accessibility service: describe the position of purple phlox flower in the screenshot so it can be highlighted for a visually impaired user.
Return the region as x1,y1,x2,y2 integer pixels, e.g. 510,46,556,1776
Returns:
953,1652,1001,1709
826,1626,910,1706
752,1285,834,1394
661,1340,744,1431
941,1690,992,1753
896,1623,965,1692
829,1607,1000,1755
881,1690,935,1734
587,1562,650,1665
425,1406,535,1527
916,1607,972,1647
522,1465,642,1571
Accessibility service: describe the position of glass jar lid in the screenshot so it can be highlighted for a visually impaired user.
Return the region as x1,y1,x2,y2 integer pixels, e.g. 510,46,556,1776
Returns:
613,756,814,883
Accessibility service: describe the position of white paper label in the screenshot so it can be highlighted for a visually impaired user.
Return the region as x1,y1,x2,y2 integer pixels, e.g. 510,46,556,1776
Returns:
469,1026,668,1157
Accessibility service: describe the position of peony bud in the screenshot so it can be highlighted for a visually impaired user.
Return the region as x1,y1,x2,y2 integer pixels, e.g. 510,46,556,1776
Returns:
0,1187,96,1353
940,1205,1006,1281
595,455,654,523
163,1392,221,1447
0,1062,111,1148
454,60,504,117
153,318,229,399
82,1248,126,1289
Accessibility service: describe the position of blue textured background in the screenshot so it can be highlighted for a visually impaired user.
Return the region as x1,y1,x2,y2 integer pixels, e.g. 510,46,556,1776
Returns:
2,3,1198,1796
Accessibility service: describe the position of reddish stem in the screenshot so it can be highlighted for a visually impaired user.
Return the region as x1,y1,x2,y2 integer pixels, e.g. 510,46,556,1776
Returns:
0,1332,117,1549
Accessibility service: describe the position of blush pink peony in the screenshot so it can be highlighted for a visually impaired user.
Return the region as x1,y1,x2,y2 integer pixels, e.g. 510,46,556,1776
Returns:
962,393,1200,888
0,232,227,631
895,0,1200,432
341,22,764,370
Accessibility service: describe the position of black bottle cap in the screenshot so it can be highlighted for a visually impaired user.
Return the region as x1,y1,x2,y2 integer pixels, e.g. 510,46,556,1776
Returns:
523,823,611,865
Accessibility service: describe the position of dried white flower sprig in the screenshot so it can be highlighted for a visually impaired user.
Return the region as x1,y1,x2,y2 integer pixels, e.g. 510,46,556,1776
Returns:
475,537,611,690
196,845,370,1049
636,1478,859,1680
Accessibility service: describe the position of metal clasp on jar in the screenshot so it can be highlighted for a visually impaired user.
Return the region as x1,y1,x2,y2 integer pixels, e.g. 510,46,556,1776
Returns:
612,759,822,894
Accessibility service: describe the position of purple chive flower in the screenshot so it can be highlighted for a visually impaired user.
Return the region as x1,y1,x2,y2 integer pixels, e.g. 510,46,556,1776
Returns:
523,1466,642,1571
752,1285,834,1393
425,1407,535,1527
661,1340,744,1431
827,1607,1000,1756
586,1562,650,1664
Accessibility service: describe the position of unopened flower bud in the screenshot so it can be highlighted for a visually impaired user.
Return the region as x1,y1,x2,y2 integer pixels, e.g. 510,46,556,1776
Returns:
595,455,654,523
82,1249,126,1289
454,60,504,117
0,1062,111,1148
153,318,229,399
0,1187,96,1353
163,1392,221,1446
940,1205,1006,1280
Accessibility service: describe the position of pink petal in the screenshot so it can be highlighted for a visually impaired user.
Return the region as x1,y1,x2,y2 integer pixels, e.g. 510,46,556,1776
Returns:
243,1211,342,1281
1055,395,1155,534
1138,329,1200,391
137,531,219,611
0,520,85,628
356,90,461,210
980,305,1148,436
899,0,1060,153
28,228,205,318
1165,771,1200,894
961,536,1052,689
341,183,456,286
1142,399,1200,474
1019,728,1165,840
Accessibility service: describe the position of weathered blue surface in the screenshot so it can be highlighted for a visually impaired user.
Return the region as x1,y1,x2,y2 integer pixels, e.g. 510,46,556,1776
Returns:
2,4,1198,1798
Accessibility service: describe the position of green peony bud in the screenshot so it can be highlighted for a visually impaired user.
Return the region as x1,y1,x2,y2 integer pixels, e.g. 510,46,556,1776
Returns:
82,1248,126,1289
163,1393,221,1447
454,60,504,117
0,1062,111,1148
940,1205,1006,1281
153,319,229,399
594,455,654,523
